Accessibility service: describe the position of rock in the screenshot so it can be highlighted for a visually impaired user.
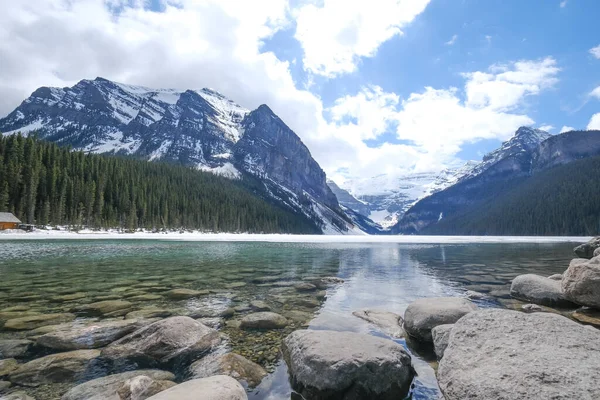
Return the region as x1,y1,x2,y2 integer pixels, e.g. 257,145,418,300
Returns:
510,274,576,308
0,359,19,377
62,369,175,400
249,301,270,311
189,353,267,388
431,324,453,360
521,303,543,313
125,309,173,320
117,375,177,400
291,298,320,308
36,319,145,351
548,274,563,281
352,309,404,338
572,308,600,328
284,311,312,324
464,290,487,300
49,292,87,303
9,349,100,387
282,330,414,400
145,375,247,400
240,312,288,330
574,237,600,259
127,295,162,302
595,247,600,258
313,277,344,290
164,289,207,300
1,391,35,400
562,257,600,308
0,312,41,321
437,309,600,400
0,380,11,392
225,282,247,289
101,316,221,367
189,308,234,319
72,301,133,317
3,313,76,331
0,340,31,359
196,317,224,329
403,297,477,342
294,283,316,292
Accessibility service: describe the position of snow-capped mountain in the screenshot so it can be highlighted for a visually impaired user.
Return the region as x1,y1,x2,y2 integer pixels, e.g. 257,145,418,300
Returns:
0,77,356,234
329,162,478,229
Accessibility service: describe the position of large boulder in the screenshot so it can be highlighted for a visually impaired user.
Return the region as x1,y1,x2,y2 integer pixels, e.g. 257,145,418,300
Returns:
562,256,600,308
431,324,453,360
37,319,146,351
9,349,100,387
189,353,267,389
3,314,75,331
403,297,477,342
61,369,175,400
240,312,288,330
101,316,221,367
510,274,576,308
574,237,600,259
438,309,600,400
145,376,247,400
352,309,404,338
282,330,415,400
0,340,31,359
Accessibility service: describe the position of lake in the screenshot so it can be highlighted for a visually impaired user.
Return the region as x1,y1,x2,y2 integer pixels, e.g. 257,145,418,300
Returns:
0,239,579,399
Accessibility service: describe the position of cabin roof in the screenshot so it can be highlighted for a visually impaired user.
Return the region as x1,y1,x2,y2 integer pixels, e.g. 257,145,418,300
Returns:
0,212,21,223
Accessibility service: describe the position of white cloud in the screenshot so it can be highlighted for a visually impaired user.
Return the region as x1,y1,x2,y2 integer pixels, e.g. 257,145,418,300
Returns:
445,34,458,46
588,113,600,130
539,124,554,132
294,0,430,77
560,125,575,133
560,1,567,8
590,44,600,59
590,86,600,99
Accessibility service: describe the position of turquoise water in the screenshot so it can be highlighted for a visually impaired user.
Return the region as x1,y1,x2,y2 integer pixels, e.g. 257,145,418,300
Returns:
0,240,576,399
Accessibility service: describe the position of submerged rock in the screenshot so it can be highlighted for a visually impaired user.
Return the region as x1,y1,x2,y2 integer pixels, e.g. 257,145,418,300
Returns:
403,297,477,342
0,380,11,392
431,324,453,360
101,316,221,367
352,309,404,338
3,313,76,331
125,309,174,320
282,330,415,400
0,359,19,377
117,375,177,400
189,353,267,388
165,289,208,300
294,283,317,292
72,301,133,317
145,376,247,400
437,309,600,400
1,391,35,400
510,274,576,308
572,308,600,328
9,349,100,387
249,300,271,311
62,369,175,400
240,312,288,330
574,237,600,259
464,290,487,300
0,340,31,359
562,257,600,308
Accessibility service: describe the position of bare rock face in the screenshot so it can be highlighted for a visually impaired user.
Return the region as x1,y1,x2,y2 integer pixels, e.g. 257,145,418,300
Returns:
562,256,600,309
145,376,248,400
574,237,600,259
101,316,221,368
282,330,415,400
189,353,267,388
403,297,477,342
510,274,577,308
438,309,600,400
9,350,100,387
352,309,404,338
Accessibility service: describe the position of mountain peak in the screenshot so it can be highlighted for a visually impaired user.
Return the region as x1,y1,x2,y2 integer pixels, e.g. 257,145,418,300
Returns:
515,126,551,141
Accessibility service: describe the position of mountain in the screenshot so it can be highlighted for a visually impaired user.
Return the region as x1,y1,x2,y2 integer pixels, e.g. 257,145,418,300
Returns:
0,78,353,234
393,128,600,234
330,162,478,229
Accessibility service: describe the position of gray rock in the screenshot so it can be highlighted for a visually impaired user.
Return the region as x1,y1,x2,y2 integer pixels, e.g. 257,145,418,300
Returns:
9,349,100,387
595,247,600,258
294,283,317,292
125,309,173,320
189,352,267,388
1,391,35,400
352,309,404,338
3,314,76,331
0,359,18,377
240,312,288,330
117,375,177,400
61,369,175,400
521,303,544,313
403,297,477,342
0,380,11,392
0,340,31,359
282,330,415,400
312,277,344,290
101,316,221,367
438,309,600,400
464,290,487,300
431,324,453,360
145,376,247,400
72,301,133,317
164,289,208,300
562,256,600,308
510,274,576,308
574,237,600,259
195,317,224,329
548,274,563,281
249,301,270,311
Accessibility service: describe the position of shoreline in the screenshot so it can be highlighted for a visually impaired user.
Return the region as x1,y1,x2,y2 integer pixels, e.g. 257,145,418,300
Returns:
0,229,592,243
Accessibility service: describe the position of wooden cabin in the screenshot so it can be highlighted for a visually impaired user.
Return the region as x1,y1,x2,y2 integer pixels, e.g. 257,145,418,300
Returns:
0,213,21,230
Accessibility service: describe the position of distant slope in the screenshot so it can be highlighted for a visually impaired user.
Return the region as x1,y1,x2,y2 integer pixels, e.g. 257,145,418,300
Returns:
0,134,320,233
424,154,600,236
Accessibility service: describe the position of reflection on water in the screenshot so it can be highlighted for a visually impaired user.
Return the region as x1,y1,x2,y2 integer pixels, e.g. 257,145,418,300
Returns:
0,240,575,399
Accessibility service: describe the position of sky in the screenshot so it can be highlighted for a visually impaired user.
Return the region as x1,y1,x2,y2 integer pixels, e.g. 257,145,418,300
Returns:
1,0,599,190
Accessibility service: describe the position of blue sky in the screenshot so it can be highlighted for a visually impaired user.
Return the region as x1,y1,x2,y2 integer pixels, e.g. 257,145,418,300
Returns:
1,0,600,191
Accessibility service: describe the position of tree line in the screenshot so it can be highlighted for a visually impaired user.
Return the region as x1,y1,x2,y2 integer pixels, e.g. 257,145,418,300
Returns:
0,134,319,233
